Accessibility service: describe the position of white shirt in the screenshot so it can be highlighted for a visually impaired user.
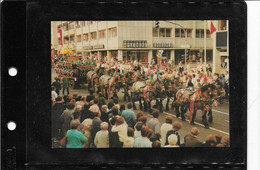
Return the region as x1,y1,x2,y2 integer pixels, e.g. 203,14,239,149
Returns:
51,91,58,101
89,104,100,114
134,130,142,139
160,123,172,146
123,136,135,148
111,124,128,142
94,130,109,148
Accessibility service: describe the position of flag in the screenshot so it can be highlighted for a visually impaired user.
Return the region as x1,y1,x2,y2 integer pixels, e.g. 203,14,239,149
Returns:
59,29,63,47
210,22,217,34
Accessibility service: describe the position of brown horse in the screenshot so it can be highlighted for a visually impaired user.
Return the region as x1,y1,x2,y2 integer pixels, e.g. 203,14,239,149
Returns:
175,84,225,128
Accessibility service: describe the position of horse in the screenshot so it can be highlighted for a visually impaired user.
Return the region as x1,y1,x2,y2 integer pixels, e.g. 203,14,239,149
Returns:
162,78,179,111
98,75,112,99
122,71,135,102
130,79,165,112
175,84,225,128
87,70,99,92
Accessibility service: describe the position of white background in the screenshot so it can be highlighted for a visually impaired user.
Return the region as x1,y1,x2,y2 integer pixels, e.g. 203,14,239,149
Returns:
247,1,260,170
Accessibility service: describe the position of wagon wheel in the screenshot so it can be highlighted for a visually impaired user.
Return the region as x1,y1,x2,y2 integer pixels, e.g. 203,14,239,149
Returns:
69,80,74,89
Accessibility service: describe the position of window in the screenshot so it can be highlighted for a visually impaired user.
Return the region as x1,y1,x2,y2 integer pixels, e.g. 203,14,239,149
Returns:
57,25,62,33
75,21,80,28
80,21,85,27
108,27,117,38
175,28,192,38
64,36,69,44
220,20,227,30
153,28,159,37
91,32,97,40
76,35,81,42
58,38,61,45
68,22,74,30
83,33,88,41
196,29,210,38
70,35,74,43
99,30,106,39
153,28,171,37
166,28,171,37
63,23,69,31
187,29,192,38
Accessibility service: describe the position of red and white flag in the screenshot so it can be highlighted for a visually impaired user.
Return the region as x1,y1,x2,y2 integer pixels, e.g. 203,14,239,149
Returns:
59,29,63,47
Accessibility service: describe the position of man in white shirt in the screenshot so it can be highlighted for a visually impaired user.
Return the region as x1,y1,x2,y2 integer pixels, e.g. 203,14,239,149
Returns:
160,116,173,147
94,122,109,148
51,86,58,102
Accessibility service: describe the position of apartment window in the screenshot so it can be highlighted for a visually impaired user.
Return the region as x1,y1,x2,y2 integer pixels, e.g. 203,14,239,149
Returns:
64,37,69,44
68,22,74,30
175,28,192,38
63,24,69,31
91,32,97,40
99,30,106,39
75,21,80,28
83,33,88,41
80,21,85,27
76,35,81,42
70,35,75,43
196,29,210,38
153,28,171,37
108,27,117,38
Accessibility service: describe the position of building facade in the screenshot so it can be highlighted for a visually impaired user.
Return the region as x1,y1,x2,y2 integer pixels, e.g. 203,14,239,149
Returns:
51,20,228,72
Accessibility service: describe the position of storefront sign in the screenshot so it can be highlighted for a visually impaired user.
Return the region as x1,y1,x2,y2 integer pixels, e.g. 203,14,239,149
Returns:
153,43,173,48
123,40,147,48
83,46,93,50
93,44,105,49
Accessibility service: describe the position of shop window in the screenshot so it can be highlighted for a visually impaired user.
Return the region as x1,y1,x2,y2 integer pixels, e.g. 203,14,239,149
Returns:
99,30,106,39
91,32,97,40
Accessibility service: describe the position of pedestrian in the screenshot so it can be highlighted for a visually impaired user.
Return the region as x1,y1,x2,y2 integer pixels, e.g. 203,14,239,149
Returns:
134,121,143,139
62,76,70,95
165,121,183,146
94,122,109,148
202,134,217,147
123,128,135,148
147,110,160,134
122,102,136,128
184,127,203,147
111,117,128,143
60,103,75,137
164,134,180,147
52,77,61,95
66,119,88,148
133,126,152,148
51,86,58,102
160,116,173,147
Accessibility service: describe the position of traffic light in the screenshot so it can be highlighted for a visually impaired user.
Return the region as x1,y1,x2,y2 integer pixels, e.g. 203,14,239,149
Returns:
155,21,159,28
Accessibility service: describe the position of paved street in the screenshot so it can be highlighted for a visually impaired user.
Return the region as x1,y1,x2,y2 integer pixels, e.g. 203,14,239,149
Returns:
52,71,229,144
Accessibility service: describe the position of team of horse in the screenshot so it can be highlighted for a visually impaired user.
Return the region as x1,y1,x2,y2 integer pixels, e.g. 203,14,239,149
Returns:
83,67,225,129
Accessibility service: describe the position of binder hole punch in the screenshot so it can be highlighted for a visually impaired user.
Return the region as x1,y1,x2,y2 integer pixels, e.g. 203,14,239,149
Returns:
7,121,16,131
8,67,17,76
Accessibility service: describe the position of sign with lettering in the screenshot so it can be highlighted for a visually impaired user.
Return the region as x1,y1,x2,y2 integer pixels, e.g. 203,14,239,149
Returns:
123,40,147,48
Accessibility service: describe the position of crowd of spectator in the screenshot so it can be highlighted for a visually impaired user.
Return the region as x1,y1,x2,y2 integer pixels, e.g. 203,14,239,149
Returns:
51,90,230,148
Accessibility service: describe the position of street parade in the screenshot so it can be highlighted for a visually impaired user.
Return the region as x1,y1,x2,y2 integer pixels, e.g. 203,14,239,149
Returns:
51,53,229,148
